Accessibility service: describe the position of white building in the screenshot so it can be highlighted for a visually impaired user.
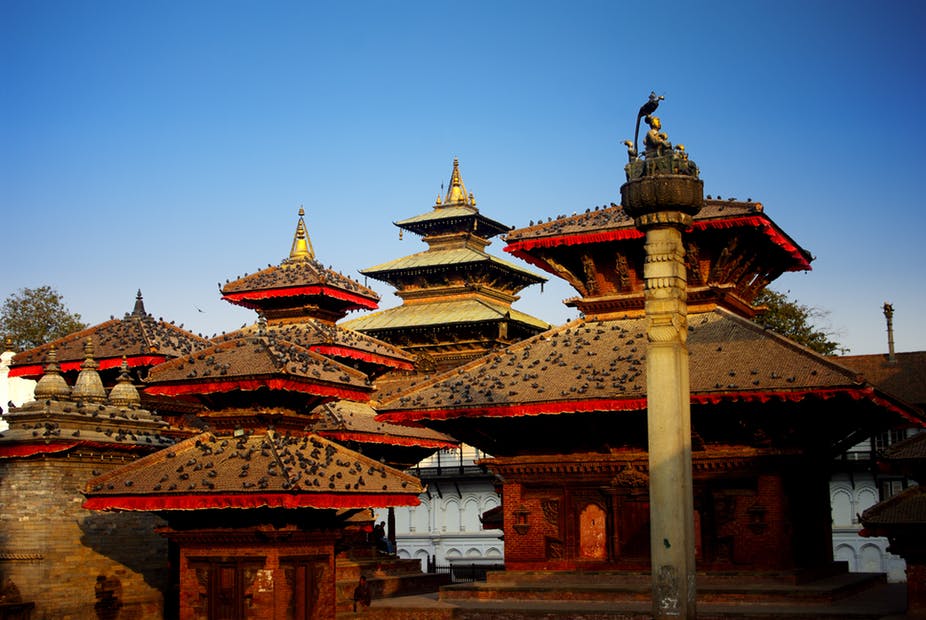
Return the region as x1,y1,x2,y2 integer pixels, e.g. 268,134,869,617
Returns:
0,345,36,431
376,444,503,572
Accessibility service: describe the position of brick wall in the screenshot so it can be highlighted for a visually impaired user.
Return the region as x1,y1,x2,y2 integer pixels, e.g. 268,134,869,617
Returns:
0,456,167,619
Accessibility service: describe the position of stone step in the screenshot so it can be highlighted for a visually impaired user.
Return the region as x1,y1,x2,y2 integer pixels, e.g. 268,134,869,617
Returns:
440,571,887,605
341,581,907,620
335,572,451,613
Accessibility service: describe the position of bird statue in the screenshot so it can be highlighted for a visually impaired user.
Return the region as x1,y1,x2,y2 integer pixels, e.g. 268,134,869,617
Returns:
633,91,664,156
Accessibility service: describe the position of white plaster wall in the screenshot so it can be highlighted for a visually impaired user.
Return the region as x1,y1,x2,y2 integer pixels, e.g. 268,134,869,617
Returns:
0,350,37,432
830,472,906,582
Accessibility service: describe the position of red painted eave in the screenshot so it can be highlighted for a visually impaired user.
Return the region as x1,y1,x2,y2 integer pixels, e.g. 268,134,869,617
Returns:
82,492,421,512
310,345,414,371
379,387,923,426
317,430,456,450
145,378,370,402
9,355,170,379
505,215,812,272
222,286,378,311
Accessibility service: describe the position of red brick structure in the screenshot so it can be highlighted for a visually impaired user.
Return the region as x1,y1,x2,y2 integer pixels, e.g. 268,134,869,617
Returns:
378,200,925,575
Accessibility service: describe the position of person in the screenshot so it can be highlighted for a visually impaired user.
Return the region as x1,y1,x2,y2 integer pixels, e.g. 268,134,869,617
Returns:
0,576,21,603
372,521,385,552
353,575,371,612
378,521,394,554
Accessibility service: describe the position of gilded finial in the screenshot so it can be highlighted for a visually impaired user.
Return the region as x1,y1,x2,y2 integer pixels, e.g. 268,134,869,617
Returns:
108,355,140,407
73,338,106,403
288,206,315,261
442,158,473,207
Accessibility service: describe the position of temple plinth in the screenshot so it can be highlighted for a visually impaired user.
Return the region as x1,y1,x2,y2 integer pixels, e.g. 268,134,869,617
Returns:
620,104,703,619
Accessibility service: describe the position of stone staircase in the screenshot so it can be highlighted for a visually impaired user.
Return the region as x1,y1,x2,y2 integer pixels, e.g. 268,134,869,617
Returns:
335,547,450,615
348,568,908,619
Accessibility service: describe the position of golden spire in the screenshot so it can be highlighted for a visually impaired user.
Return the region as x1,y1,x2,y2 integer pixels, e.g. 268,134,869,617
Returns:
443,158,474,207
34,345,71,400
108,356,141,407
289,206,315,260
72,338,106,403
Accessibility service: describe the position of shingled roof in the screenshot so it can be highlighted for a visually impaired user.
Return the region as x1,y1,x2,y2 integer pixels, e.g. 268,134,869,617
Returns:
311,400,455,449
343,298,550,332
82,429,424,511
145,327,371,402
377,308,923,440
861,486,926,527
837,351,926,408
9,290,210,378
360,247,543,287
215,318,415,373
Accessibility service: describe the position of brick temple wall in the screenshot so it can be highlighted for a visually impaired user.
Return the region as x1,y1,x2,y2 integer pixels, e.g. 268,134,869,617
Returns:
0,456,168,619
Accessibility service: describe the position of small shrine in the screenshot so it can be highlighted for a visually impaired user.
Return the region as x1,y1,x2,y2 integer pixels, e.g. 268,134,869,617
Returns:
344,159,550,373
6,290,212,422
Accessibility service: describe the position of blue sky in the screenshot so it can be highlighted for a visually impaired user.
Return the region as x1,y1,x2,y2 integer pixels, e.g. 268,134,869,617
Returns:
2,1,925,355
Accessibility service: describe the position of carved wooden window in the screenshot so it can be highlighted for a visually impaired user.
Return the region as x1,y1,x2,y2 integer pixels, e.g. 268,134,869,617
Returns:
281,556,325,620
188,556,264,620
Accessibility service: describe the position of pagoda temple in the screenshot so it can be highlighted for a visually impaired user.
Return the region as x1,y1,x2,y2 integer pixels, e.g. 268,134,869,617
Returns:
377,158,925,581
80,209,455,619
214,208,456,467
344,159,550,373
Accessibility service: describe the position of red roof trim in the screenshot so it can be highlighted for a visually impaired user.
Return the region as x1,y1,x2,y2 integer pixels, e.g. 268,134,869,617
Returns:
9,355,169,379
379,398,648,424
0,441,154,459
380,387,921,426
505,215,811,271
310,346,414,370
317,430,455,449
145,378,369,401
222,286,378,311
82,492,420,512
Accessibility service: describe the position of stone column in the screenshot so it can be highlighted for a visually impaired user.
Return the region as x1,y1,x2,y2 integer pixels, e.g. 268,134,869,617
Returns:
621,145,702,619
641,217,696,618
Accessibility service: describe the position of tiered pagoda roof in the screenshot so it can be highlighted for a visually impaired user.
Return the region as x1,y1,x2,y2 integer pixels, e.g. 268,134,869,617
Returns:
83,429,423,512
377,308,922,456
145,321,372,430
215,318,414,379
220,208,380,323
8,290,210,379
344,159,550,371
310,399,456,468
